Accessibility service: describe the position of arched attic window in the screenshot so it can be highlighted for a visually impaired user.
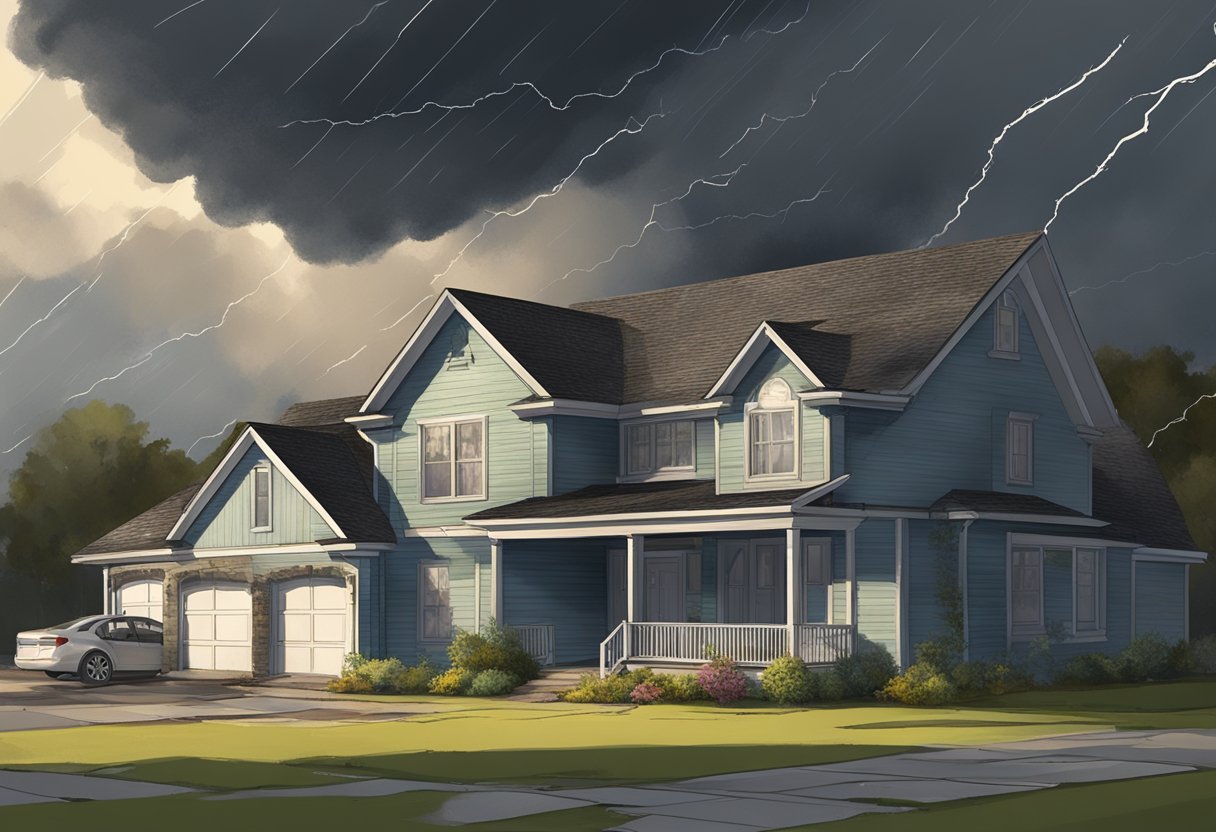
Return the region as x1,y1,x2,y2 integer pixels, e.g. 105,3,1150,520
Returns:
747,378,797,479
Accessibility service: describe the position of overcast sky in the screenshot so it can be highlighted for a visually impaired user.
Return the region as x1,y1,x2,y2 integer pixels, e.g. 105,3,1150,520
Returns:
1,0,1214,484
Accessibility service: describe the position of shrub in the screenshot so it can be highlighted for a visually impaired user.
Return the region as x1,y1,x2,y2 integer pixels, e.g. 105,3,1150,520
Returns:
560,669,653,704
833,644,897,699
652,672,709,702
1117,633,1170,682
915,637,963,674
429,667,475,695
951,660,1031,696
880,663,958,705
697,655,749,705
1165,640,1192,677
630,681,663,704
448,621,540,682
467,669,519,697
813,668,846,701
326,654,436,695
1189,635,1216,674
1057,653,1119,686
761,655,813,705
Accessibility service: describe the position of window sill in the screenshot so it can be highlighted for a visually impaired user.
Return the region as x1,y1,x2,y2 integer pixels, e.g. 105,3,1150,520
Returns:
619,469,697,483
421,495,487,504
988,349,1021,361
1004,478,1033,487
251,526,274,533
1066,631,1107,644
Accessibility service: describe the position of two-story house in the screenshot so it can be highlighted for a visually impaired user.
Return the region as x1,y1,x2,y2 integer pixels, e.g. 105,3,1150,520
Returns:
73,232,1204,678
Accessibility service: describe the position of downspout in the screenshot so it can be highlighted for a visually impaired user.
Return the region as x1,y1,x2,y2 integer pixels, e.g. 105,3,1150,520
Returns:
958,519,974,662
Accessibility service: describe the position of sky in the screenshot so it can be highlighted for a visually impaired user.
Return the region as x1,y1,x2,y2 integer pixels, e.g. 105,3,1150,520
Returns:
0,0,1214,485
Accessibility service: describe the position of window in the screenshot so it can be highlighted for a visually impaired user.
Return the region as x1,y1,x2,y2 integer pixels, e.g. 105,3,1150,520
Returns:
804,543,831,586
1006,413,1035,485
419,563,452,641
131,618,164,644
994,290,1019,354
421,417,486,500
747,378,796,479
1010,547,1043,635
251,467,272,531
623,420,695,476
1074,548,1104,634
96,619,137,642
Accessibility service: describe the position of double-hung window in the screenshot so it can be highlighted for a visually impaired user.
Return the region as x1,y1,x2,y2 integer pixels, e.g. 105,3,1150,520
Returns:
1010,547,1044,635
1074,547,1104,635
1010,543,1106,641
747,378,797,480
623,420,695,477
251,466,272,531
1006,413,1035,485
419,562,451,641
421,417,486,501
994,290,1019,354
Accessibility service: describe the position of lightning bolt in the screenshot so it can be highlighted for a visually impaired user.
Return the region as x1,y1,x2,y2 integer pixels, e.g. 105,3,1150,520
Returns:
925,37,1127,248
0,71,44,130
319,344,367,378
380,294,435,332
1045,53,1216,233
1069,248,1216,295
154,0,208,29
286,1,390,94
719,37,885,159
187,418,238,456
280,2,809,130
89,182,182,288
657,179,833,233
214,7,279,78
343,0,437,102
0,278,25,313
1,434,33,455
63,257,290,403
429,109,667,286
1148,392,1216,447
0,283,83,361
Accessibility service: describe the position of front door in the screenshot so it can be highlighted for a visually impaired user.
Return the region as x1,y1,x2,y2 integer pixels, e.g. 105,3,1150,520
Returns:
607,550,627,630
722,540,787,623
644,557,683,621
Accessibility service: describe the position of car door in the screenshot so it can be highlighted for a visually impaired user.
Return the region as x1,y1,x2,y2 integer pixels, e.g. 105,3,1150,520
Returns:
95,619,144,670
129,618,165,671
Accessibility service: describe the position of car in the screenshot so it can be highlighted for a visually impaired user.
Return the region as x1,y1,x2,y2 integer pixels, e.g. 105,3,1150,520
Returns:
14,614,164,685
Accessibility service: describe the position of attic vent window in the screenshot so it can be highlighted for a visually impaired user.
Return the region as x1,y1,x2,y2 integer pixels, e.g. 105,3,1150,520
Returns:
446,328,473,370
993,290,1020,356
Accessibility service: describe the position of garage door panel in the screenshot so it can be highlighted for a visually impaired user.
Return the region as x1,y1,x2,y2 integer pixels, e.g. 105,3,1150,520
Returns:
182,582,251,672
274,578,349,676
183,645,213,669
283,612,312,642
185,613,214,641
185,589,214,612
313,585,346,609
282,645,312,673
313,647,345,676
216,587,249,610
214,614,249,642
312,613,346,642
117,580,165,622
214,646,250,672
282,584,313,609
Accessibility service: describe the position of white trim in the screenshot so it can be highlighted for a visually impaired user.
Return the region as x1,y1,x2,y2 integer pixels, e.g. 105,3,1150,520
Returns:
1072,545,1105,639
1132,548,1209,564
250,465,273,533
845,528,856,627
400,525,489,538
418,414,488,503
713,417,721,496
1011,533,1132,548
167,427,346,541
474,561,482,633
510,397,733,420
361,291,550,414
896,518,909,668
786,528,801,652
959,519,972,661
1185,564,1191,642
476,514,864,540
101,567,111,614
938,510,1107,527
994,289,1020,354
489,538,502,623
821,410,832,478
1130,558,1138,637
792,474,850,508
744,390,800,485
626,534,642,621
706,322,825,398
72,541,390,566
796,391,910,410
344,413,394,429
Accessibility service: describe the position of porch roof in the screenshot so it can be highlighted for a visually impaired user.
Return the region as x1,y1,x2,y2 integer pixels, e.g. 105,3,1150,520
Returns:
930,489,1094,520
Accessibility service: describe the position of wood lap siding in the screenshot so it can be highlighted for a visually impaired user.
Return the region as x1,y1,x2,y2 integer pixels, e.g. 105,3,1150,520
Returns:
502,539,609,664
551,416,617,495
1135,562,1186,642
854,519,897,655
383,537,489,664
186,446,333,548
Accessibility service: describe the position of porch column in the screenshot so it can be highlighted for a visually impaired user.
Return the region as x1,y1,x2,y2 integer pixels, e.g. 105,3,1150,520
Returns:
786,528,801,657
101,566,110,614
489,537,503,624
626,534,643,622
846,528,857,628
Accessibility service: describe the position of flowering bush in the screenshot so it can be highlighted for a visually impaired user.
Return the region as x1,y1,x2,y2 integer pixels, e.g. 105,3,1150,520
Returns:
428,666,475,695
879,663,957,705
629,681,663,704
697,655,749,705
326,654,436,694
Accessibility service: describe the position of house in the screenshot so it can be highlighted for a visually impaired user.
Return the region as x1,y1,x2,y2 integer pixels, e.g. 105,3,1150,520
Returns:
73,232,1205,678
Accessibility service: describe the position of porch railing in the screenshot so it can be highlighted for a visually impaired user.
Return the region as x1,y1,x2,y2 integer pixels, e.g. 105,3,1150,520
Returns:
598,621,856,677
512,623,556,667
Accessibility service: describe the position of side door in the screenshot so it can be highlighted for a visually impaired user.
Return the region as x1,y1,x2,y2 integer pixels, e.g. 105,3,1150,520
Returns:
750,542,785,624
129,618,165,671
644,557,683,622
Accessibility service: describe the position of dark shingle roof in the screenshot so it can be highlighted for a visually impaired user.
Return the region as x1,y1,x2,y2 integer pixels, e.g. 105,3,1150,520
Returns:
569,232,1041,402
277,395,364,426
76,484,201,556
931,489,1089,519
249,422,395,544
1093,423,1198,551
464,480,817,522
447,289,625,403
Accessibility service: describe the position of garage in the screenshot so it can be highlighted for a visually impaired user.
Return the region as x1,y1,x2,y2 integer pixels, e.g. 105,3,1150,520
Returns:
115,579,163,622
273,577,349,676
181,581,252,672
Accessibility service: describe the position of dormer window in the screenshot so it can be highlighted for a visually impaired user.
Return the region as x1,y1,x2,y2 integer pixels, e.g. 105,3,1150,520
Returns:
747,378,797,480
251,466,272,532
994,290,1019,355
623,420,695,477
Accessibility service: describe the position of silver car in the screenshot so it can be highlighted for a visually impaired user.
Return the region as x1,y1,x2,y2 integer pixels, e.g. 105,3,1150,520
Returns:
14,615,164,685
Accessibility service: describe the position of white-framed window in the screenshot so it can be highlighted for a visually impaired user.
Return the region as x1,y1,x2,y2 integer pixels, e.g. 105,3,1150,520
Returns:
1006,412,1036,485
747,378,797,480
1010,547,1044,635
420,416,486,501
622,420,695,477
1074,547,1105,635
250,466,272,532
994,290,1019,354
419,561,452,642
804,543,831,586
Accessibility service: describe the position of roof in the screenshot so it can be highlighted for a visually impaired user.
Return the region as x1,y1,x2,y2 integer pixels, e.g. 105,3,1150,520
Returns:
447,288,625,403
465,479,818,522
1092,423,1198,551
278,395,364,426
247,422,396,544
76,484,201,556
569,232,1041,402
931,489,1089,519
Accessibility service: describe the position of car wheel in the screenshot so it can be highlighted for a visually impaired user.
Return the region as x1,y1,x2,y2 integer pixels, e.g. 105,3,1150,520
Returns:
79,651,113,686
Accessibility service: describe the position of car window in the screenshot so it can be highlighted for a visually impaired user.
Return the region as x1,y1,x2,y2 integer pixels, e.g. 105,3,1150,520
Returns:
96,619,137,641
131,618,164,645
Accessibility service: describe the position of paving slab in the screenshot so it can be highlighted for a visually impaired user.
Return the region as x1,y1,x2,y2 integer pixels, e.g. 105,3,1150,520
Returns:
207,778,469,800
0,770,194,801
818,753,1192,784
616,795,906,828
793,777,1047,803
0,710,86,732
556,786,721,806
610,815,767,832
433,791,594,824
0,786,65,807
670,767,907,793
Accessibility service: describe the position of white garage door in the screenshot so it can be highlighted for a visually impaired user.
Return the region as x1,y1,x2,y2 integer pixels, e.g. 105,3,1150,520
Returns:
274,578,349,676
181,582,252,672
116,580,164,622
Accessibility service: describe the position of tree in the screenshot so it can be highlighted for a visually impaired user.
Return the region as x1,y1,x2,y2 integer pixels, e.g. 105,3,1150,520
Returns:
1094,346,1216,635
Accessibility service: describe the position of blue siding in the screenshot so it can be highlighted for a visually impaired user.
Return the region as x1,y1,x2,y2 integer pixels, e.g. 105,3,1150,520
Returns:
186,446,333,548
503,539,609,664
907,520,956,658
1135,562,1186,642
838,304,1091,513
551,415,618,494
964,522,1008,661
855,519,897,655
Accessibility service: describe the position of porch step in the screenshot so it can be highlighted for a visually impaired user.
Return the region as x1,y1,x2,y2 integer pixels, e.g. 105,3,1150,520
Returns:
507,666,596,702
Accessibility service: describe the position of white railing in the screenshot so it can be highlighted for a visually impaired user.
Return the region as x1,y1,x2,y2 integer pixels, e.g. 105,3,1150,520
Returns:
599,621,628,678
512,623,555,667
796,623,855,665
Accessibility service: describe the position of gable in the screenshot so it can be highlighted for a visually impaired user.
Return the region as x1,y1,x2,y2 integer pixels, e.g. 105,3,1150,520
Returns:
184,444,335,548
